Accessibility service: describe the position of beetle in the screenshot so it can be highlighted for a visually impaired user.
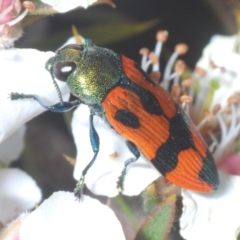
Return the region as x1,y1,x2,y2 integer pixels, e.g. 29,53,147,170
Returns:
11,40,219,197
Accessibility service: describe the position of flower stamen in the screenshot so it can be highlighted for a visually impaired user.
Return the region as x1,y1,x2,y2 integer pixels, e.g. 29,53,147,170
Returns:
180,95,192,114
139,47,151,72
162,43,188,89
197,110,212,130
210,96,240,162
155,30,168,56
148,51,159,71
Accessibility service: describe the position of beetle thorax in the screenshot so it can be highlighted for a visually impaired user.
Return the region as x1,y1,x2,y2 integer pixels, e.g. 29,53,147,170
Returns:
68,47,122,105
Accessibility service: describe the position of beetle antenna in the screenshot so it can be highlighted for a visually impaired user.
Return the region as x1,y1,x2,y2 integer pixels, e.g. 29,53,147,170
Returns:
51,72,64,103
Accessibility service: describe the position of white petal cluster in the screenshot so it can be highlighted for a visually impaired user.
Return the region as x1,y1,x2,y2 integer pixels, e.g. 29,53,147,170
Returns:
0,168,42,224
16,192,125,240
0,48,70,225
194,35,240,109
20,192,125,240
0,126,26,166
180,171,240,240
0,48,70,143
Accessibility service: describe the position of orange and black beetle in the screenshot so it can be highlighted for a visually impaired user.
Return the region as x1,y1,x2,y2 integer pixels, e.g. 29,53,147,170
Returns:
11,40,219,197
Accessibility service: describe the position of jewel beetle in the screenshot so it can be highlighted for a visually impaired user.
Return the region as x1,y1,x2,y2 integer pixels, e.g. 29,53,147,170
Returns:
11,39,219,197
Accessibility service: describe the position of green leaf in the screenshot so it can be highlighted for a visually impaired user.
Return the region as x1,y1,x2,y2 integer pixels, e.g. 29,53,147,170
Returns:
135,194,176,240
142,184,161,213
22,2,158,47
80,18,159,45
35,18,159,51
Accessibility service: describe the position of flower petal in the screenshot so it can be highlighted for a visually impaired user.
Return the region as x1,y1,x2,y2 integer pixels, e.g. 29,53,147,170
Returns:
0,125,26,166
0,168,42,224
41,0,97,12
72,105,160,197
180,171,240,240
197,35,240,73
0,48,70,143
195,35,240,109
19,191,125,240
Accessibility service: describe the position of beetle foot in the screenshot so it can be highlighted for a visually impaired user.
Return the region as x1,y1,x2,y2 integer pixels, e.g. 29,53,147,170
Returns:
116,167,127,194
74,175,85,200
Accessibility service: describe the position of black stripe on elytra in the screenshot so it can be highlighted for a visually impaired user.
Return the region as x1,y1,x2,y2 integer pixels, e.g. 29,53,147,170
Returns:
199,150,219,189
120,76,163,115
114,109,140,128
152,106,218,187
151,106,194,175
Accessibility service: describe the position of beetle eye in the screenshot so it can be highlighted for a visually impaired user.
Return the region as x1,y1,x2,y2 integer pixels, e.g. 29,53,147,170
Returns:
53,61,76,81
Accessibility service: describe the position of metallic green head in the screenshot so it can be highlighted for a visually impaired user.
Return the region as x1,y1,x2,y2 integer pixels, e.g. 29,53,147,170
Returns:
45,40,122,105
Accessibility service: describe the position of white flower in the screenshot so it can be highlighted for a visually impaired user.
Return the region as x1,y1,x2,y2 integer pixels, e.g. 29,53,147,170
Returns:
0,48,70,143
0,191,126,240
0,47,71,225
41,0,97,12
180,171,240,240
190,35,240,165
193,35,240,114
72,105,160,197
0,125,26,166
196,35,240,74
0,168,42,224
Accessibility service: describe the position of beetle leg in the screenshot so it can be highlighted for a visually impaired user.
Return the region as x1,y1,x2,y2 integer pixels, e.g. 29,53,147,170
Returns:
74,114,100,199
10,92,81,112
117,141,140,193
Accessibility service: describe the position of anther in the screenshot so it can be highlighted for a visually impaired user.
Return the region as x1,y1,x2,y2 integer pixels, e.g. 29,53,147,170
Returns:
212,104,221,115
175,43,188,55
180,95,193,104
23,1,35,12
156,30,168,43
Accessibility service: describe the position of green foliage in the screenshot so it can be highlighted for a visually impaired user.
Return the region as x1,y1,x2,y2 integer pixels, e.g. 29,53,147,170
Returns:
36,18,159,50
80,19,159,45
135,195,176,240
142,185,161,213
22,1,159,49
